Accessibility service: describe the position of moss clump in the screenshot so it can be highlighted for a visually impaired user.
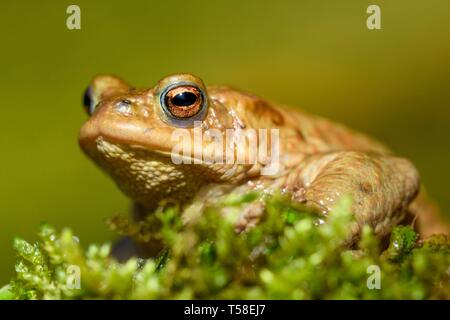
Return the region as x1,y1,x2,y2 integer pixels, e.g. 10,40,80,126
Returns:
1,193,449,300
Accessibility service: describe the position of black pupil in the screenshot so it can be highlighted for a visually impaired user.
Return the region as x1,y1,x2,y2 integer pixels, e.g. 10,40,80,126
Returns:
171,91,198,107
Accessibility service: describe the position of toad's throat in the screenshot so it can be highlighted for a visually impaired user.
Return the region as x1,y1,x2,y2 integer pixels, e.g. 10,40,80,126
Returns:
93,137,212,206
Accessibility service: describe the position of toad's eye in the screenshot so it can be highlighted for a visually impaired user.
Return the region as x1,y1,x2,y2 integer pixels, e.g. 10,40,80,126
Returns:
83,86,96,115
162,85,204,119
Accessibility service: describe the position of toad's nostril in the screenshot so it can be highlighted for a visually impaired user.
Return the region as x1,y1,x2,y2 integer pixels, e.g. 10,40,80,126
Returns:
115,99,133,116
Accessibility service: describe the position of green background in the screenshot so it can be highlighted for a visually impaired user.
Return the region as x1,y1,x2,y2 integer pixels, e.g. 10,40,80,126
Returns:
1,0,449,283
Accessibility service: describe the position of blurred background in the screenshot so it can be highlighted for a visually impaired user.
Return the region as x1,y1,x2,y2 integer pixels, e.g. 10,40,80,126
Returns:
0,0,449,282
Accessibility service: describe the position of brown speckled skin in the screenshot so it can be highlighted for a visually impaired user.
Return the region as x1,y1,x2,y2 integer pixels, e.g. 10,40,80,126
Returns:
79,73,449,248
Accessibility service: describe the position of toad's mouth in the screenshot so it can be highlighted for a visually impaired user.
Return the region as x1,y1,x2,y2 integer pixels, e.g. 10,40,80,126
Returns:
86,136,215,206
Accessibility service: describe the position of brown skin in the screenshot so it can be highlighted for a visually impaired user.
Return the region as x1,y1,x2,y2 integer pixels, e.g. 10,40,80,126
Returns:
79,73,449,255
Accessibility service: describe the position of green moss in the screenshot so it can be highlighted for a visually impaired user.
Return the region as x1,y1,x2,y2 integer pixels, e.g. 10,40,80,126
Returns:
384,226,418,261
2,193,450,300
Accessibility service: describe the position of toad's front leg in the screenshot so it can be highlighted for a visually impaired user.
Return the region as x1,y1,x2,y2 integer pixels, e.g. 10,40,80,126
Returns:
293,151,420,241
